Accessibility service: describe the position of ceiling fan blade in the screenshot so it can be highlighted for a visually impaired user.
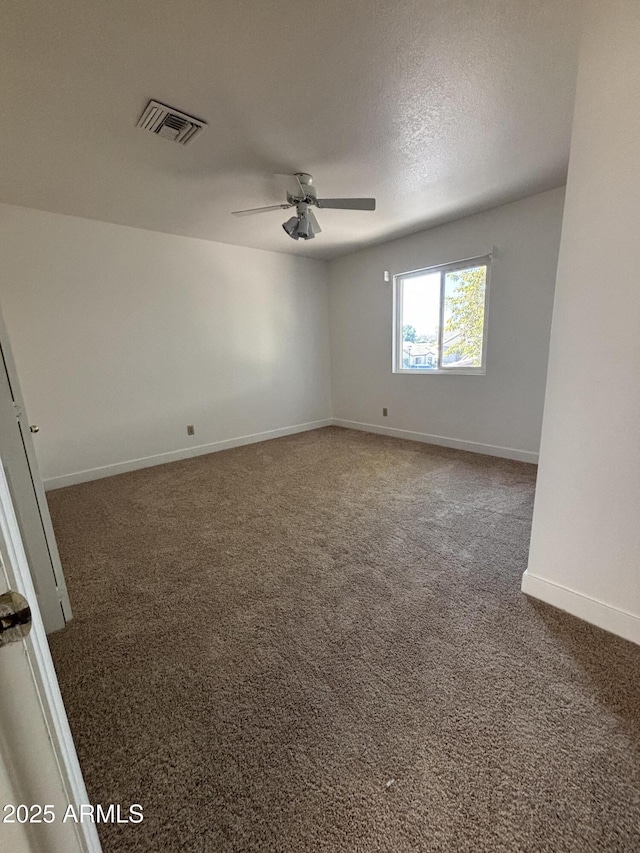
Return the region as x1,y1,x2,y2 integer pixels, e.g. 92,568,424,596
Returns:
308,209,322,234
231,203,293,217
316,198,376,211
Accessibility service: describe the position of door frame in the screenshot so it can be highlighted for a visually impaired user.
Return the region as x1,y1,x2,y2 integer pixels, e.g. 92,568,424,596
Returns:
0,302,71,632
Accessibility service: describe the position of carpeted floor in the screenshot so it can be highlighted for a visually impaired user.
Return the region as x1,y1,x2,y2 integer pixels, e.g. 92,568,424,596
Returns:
47,426,640,852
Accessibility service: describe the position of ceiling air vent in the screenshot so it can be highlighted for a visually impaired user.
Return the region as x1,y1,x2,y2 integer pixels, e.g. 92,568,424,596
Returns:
137,100,207,145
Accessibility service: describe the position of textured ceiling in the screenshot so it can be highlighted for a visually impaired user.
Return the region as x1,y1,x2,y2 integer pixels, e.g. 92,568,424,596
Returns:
1,0,584,259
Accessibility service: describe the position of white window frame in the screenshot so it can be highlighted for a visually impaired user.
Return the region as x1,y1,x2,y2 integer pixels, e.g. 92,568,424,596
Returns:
392,253,492,376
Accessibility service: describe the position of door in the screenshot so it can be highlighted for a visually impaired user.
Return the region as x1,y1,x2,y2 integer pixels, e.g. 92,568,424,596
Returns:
0,305,71,633
0,459,100,852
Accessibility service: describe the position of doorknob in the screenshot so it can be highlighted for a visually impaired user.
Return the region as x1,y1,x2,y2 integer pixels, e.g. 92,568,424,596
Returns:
30,425,39,433
0,590,32,647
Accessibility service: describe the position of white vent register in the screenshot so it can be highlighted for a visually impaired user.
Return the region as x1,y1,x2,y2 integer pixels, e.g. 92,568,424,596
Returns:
137,100,207,145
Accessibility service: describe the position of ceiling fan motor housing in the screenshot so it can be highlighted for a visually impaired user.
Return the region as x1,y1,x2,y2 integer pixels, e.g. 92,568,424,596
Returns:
288,174,317,204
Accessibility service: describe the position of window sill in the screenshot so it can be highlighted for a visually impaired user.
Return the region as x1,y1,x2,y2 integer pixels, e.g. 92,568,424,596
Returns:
393,368,486,376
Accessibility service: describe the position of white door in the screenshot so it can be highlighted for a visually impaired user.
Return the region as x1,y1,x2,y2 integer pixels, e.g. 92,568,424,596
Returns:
0,458,101,853
0,305,71,633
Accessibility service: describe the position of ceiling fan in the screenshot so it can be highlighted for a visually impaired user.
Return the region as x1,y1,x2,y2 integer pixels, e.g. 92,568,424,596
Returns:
231,173,376,240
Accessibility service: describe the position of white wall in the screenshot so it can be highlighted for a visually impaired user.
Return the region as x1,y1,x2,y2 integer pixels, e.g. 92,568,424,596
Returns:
0,205,332,486
329,188,565,461
523,0,640,644
0,187,567,490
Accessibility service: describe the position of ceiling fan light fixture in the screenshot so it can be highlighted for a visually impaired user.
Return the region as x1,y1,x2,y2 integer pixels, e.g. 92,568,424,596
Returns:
296,210,315,240
282,215,300,239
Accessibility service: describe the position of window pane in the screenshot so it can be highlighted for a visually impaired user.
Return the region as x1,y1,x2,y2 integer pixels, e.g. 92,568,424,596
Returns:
400,272,440,370
442,265,486,368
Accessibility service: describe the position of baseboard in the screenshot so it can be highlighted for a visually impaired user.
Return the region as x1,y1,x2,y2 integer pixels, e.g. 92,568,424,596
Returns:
43,419,333,490
44,416,536,490
521,571,640,646
332,419,538,464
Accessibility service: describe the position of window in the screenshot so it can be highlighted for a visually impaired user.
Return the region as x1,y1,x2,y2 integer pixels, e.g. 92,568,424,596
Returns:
393,255,490,374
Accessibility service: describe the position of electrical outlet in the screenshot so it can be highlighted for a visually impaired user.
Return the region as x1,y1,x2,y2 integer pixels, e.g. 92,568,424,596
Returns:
187,425,195,436
382,407,388,417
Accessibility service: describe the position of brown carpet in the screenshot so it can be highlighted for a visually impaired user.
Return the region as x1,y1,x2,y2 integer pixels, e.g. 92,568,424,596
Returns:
47,426,640,852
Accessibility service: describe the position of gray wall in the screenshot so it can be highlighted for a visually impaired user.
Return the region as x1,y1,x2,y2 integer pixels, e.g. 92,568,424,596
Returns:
525,0,640,644
0,205,332,485
329,188,565,460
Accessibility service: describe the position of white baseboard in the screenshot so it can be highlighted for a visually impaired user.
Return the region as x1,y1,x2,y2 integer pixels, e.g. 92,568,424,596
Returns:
332,419,538,464
521,571,640,646
43,419,333,490
44,417,537,491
